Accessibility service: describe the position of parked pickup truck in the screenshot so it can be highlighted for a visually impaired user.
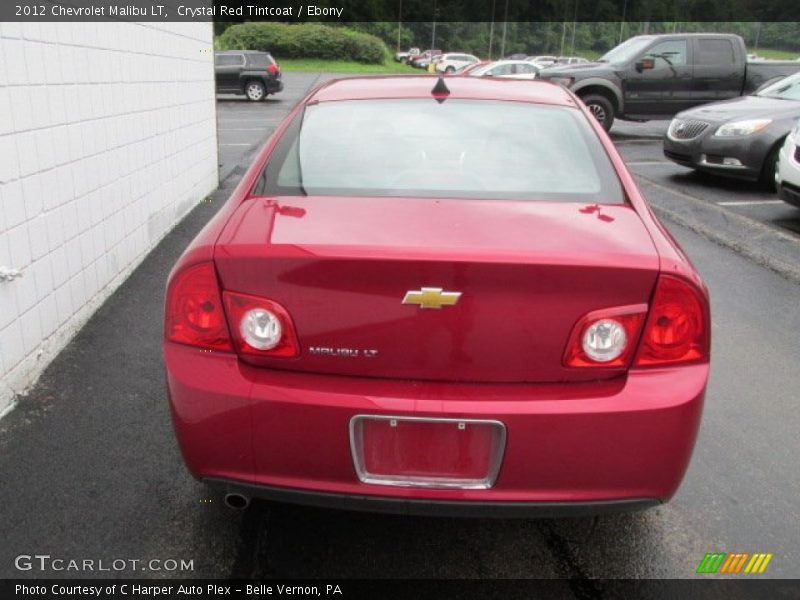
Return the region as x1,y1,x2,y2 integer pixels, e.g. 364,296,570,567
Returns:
538,33,800,131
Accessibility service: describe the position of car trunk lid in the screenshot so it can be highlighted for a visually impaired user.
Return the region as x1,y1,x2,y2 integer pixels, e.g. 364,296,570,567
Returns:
214,195,659,383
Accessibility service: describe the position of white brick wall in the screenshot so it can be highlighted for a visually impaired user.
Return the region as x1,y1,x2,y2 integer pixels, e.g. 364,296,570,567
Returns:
0,22,219,416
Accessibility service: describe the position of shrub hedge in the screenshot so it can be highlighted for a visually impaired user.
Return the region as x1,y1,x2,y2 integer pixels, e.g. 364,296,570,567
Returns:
217,23,388,64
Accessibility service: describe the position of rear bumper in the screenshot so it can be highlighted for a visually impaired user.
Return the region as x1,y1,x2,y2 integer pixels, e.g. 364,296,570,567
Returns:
206,478,659,517
166,343,707,511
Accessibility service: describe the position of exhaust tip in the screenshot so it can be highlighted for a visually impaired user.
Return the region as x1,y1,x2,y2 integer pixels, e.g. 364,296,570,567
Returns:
224,493,250,510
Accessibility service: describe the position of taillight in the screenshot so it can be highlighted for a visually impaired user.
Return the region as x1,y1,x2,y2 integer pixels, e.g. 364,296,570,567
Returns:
165,262,232,351
267,63,279,75
223,292,299,358
564,304,647,368
634,275,709,367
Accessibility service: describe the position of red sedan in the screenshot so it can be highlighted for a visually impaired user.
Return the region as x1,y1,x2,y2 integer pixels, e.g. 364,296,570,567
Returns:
164,76,710,516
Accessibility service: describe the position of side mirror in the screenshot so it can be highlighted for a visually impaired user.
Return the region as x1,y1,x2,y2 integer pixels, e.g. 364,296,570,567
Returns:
636,58,655,72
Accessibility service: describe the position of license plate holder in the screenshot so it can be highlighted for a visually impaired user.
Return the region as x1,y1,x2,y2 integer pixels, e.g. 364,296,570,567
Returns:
349,415,506,489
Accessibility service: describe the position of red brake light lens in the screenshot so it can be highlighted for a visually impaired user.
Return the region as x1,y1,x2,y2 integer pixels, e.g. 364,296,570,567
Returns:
165,262,232,351
634,274,709,367
267,63,279,74
223,291,299,358
564,304,648,368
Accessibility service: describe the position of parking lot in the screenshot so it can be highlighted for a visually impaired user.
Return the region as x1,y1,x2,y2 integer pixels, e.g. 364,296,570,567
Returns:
1,72,799,582
616,126,800,238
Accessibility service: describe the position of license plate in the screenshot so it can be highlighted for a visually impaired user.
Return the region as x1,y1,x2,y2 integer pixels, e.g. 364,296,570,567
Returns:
349,415,506,489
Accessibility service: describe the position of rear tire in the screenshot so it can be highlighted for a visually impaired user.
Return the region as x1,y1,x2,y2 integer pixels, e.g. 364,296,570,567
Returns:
760,142,783,191
245,80,266,102
445,66,455,73
581,94,615,132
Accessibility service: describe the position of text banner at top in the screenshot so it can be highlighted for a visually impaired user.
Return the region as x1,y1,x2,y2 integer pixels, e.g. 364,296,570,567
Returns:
2,0,800,22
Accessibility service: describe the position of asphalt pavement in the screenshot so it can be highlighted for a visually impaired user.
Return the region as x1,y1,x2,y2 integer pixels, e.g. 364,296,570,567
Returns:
1,73,799,583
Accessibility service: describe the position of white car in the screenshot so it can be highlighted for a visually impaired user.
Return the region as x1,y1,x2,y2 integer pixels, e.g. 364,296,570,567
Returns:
528,55,558,67
469,60,540,80
776,120,800,208
435,53,480,73
395,47,420,63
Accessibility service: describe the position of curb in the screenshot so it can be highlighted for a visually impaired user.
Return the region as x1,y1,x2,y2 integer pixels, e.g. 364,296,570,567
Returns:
638,176,800,285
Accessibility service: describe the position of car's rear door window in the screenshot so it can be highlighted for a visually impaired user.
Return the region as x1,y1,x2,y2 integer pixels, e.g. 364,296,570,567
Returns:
262,99,624,203
696,39,735,65
215,54,244,67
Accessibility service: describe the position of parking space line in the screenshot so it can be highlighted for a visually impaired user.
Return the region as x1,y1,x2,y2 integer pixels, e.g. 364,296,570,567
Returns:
627,161,671,166
219,143,252,147
717,200,785,206
218,128,269,131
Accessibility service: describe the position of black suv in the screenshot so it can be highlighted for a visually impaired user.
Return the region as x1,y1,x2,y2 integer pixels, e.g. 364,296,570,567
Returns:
214,51,283,101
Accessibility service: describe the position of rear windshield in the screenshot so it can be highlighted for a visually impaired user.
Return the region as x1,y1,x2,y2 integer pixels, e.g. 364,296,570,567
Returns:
258,99,624,203
247,53,275,67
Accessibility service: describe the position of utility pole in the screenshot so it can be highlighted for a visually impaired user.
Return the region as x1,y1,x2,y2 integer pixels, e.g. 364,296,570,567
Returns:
569,0,578,55
500,0,509,58
488,0,496,59
396,0,402,53
754,22,762,52
431,0,437,50
619,0,627,44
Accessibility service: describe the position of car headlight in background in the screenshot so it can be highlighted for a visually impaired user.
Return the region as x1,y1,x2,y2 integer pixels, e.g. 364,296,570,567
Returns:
714,119,773,137
548,77,574,87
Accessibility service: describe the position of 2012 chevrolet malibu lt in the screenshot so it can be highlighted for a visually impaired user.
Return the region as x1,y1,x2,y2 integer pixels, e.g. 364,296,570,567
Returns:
164,76,710,516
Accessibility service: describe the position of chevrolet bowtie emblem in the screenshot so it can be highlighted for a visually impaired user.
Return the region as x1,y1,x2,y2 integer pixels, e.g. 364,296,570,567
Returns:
402,287,462,310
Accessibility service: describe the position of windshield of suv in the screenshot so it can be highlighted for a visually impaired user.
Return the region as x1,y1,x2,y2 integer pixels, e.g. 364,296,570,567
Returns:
262,99,624,203
599,37,653,64
756,72,800,100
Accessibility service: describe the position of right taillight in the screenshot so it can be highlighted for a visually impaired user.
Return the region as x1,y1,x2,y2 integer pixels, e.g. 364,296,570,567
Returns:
267,63,279,75
634,274,709,367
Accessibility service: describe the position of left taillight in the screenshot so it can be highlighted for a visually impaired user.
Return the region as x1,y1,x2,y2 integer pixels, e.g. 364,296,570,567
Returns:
267,63,279,75
165,262,233,351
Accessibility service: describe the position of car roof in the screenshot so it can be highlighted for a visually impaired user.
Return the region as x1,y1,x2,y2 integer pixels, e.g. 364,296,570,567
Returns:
215,50,270,55
478,60,538,67
308,76,576,107
631,33,739,40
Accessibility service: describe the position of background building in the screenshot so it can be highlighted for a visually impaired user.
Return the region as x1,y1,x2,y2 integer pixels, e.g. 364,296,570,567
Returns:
0,22,218,415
